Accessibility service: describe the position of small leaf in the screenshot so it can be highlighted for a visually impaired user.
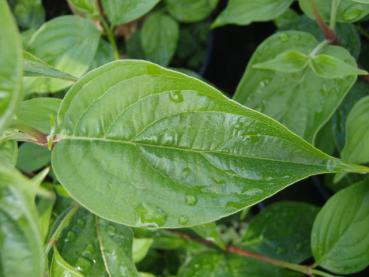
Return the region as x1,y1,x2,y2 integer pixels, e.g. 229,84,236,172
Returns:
141,12,179,66
23,51,78,82
17,143,51,173
67,0,99,18
165,0,219,23
50,247,83,277
212,0,293,28
133,238,154,263
241,201,319,263
0,164,44,277
12,0,45,29
341,96,369,164
0,1,23,135
310,54,367,79
25,15,101,94
311,179,369,274
234,31,358,142
51,60,368,229
16,97,61,134
299,0,369,23
101,0,159,26
253,50,308,73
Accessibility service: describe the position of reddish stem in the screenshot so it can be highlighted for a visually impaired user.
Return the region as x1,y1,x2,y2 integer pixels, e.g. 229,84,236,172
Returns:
309,0,336,42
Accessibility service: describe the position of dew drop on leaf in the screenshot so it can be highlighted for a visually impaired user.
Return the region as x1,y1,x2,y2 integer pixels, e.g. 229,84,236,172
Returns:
279,33,289,42
178,216,189,225
185,194,197,206
135,202,168,227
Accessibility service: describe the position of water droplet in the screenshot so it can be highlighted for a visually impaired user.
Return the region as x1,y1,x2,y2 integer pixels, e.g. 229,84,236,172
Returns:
169,91,184,103
81,244,95,260
259,79,270,88
185,194,197,206
135,203,168,228
178,216,189,225
279,33,289,42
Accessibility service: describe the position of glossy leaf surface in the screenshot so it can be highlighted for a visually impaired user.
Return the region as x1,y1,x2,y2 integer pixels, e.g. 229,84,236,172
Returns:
50,247,83,277
311,179,369,274
26,15,100,93
101,0,159,25
234,31,357,142
51,60,365,228
0,165,44,277
57,209,138,276
212,0,293,28
299,0,369,23
341,96,369,164
241,201,318,263
141,12,179,66
165,0,219,23
0,1,22,135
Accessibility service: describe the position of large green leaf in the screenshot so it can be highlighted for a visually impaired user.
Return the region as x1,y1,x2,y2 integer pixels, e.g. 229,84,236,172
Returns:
177,251,299,276
50,247,83,277
311,179,369,274
299,0,369,23
0,1,22,135
0,165,44,277
141,12,179,66
25,15,100,94
57,209,138,276
0,140,18,166
241,201,318,263
51,60,368,228
212,0,293,28
165,0,219,23
341,96,369,164
101,0,159,26
234,31,357,142
16,97,61,133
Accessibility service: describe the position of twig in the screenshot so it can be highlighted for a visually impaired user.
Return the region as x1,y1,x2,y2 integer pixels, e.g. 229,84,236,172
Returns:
171,230,336,277
309,0,336,42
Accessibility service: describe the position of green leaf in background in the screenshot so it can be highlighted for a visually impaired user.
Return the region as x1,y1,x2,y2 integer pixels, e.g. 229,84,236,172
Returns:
37,194,55,240
299,0,369,23
16,97,61,133
57,208,138,276
0,140,18,166
311,179,369,274
50,247,83,277
141,12,179,66
25,15,100,94
165,0,219,23
90,39,115,69
353,0,369,3
17,143,50,173
11,0,45,29
133,238,154,263
23,51,78,82
0,165,44,277
51,60,367,229
67,0,99,19
253,50,309,73
341,96,369,164
101,0,159,26
332,81,369,151
212,0,293,28
127,30,145,60
310,54,368,79
234,31,357,142
241,201,318,263
178,251,299,277
0,1,22,135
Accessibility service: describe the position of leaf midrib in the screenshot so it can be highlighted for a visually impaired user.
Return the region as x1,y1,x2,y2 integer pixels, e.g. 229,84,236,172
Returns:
59,135,330,169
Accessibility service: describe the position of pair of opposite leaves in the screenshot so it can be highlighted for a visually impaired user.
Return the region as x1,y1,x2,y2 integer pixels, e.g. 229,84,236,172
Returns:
50,51,368,229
